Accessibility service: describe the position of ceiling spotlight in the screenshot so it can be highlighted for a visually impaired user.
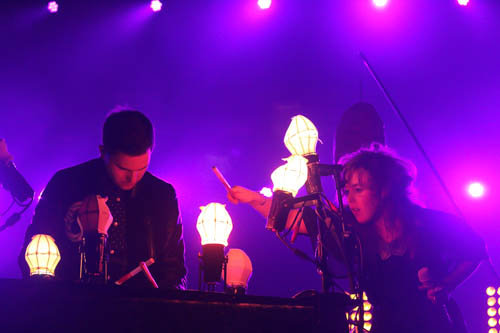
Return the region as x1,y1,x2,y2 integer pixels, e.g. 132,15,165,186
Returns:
373,0,388,8
258,0,272,10
47,1,58,13
467,182,485,198
150,0,163,12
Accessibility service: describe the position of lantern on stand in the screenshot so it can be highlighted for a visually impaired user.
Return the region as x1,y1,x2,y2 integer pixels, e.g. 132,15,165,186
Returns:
284,115,323,194
77,195,113,284
196,202,233,291
25,234,61,278
266,155,308,231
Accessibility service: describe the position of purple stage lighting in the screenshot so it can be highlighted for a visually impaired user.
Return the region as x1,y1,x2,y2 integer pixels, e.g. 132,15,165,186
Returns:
258,0,272,10
467,182,485,198
150,0,163,12
457,0,469,6
373,0,388,8
47,1,58,13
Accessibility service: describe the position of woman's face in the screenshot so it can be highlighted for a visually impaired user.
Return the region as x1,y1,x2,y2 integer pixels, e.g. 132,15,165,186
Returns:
344,168,382,224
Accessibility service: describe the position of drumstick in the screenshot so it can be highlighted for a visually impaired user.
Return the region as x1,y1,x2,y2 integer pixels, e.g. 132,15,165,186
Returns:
115,257,155,285
140,261,159,289
212,166,231,192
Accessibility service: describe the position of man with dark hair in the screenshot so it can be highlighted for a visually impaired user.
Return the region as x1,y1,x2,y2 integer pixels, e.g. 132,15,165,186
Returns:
18,110,187,289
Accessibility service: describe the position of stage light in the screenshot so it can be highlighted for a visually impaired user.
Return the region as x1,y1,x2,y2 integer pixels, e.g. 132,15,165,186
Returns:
457,0,469,6
150,0,162,12
257,0,272,10
468,182,485,198
488,297,497,306
47,1,58,13
488,308,498,317
260,187,273,198
487,287,496,296
348,292,373,332
489,329,498,333
373,0,388,8
489,318,498,327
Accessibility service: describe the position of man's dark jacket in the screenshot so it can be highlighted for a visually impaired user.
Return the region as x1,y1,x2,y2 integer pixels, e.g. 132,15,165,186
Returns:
18,158,187,289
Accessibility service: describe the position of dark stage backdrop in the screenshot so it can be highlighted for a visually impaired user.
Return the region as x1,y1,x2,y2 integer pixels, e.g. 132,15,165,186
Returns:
1,0,499,330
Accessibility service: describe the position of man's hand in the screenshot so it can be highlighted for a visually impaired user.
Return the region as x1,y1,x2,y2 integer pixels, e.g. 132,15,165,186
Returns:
0,139,13,165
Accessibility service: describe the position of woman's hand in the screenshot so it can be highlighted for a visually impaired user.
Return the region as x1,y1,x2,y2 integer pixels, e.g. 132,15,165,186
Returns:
418,267,451,305
227,185,271,217
419,281,450,305
227,186,265,205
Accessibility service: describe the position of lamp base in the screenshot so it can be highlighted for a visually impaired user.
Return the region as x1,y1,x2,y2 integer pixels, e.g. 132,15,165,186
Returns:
198,244,227,291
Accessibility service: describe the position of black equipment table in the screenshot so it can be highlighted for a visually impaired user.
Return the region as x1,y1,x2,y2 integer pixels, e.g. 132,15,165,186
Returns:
0,279,349,333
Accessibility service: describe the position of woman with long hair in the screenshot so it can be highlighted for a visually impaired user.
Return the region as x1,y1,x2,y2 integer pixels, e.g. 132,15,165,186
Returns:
228,144,486,332
339,145,486,332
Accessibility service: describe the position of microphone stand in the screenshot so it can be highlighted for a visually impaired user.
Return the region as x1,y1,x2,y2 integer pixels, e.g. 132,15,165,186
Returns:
280,156,366,330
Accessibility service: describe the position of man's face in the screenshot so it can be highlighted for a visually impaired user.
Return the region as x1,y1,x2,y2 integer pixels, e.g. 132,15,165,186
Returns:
344,168,382,224
102,150,151,191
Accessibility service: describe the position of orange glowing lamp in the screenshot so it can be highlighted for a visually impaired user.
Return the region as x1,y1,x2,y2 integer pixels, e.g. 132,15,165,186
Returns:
284,115,319,156
25,234,61,277
225,248,253,290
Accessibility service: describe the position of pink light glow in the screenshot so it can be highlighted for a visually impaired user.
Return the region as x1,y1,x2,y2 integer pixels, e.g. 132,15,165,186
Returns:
457,0,469,6
373,0,388,8
150,0,163,12
257,0,272,10
47,1,58,13
467,182,485,198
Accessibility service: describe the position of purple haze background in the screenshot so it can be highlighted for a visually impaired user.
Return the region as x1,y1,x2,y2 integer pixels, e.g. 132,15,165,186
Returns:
1,0,499,329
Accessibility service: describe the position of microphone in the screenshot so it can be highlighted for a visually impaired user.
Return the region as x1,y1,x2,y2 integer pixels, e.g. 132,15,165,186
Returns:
0,161,34,203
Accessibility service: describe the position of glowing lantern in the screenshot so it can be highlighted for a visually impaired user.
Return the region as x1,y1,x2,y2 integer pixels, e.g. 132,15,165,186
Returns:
197,203,233,286
197,203,233,246
284,115,319,156
25,234,61,277
271,155,308,197
225,249,253,291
